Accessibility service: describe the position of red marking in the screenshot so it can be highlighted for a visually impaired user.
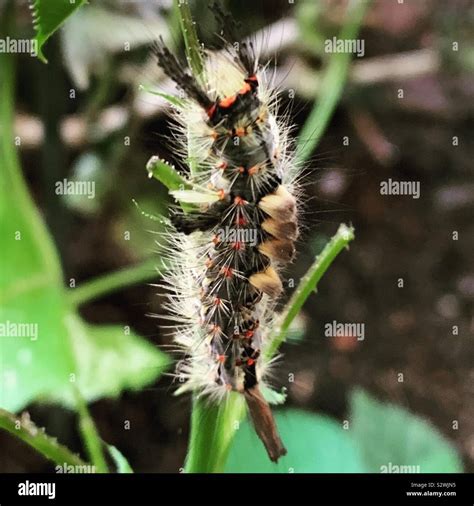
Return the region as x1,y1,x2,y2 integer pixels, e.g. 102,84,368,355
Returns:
235,216,247,226
235,126,246,137
234,195,245,206
217,161,228,170
219,95,237,108
217,189,226,200
206,103,217,118
217,354,226,364
211,324,221,335
247,358,255,366
214,297,221,306
232,241,243,251
221,266,234,278
246,75,258,83
245,330,254,339
238,166,246,174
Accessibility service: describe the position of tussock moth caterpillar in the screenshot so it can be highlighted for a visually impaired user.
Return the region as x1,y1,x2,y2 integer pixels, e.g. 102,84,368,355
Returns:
153,3,300,463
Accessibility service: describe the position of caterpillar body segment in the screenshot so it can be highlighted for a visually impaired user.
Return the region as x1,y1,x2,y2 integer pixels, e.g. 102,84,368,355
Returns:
154,27,299,462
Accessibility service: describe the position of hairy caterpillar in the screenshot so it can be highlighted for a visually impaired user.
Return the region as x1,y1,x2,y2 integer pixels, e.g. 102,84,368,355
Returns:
153,5,299,463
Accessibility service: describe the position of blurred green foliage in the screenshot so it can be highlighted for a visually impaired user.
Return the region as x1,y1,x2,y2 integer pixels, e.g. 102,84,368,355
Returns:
226,390,462,473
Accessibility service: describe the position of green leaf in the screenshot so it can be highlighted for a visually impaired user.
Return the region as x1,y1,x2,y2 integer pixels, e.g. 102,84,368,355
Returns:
0,49,168,413
56,316,170,406
108,445,134,473
350,389,463,473
0,49,76,411
225,409,366,473
0,288,76,411
31,0,88,63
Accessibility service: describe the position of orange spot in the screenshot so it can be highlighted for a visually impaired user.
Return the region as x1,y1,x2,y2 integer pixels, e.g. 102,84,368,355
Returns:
235,126,246,137
247,358,255,366
210,130,219,140
217,189,226,200
238,82,251,94
245,330,254,339
214,297,221,306
212,235,220,245
219,95,237,108
217,354,226,364
217,161,228,170
238,166,246,174
248,165,259,176
246,75,258,83
205,258,214,268
235,216,247,226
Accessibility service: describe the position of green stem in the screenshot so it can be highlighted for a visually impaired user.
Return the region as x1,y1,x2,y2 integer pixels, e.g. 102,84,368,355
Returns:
0,408,87,468
296,0,371,163
74,389,108,473
68,258,160,307
265,224,355,359
175,0,204,82
184,393,246,473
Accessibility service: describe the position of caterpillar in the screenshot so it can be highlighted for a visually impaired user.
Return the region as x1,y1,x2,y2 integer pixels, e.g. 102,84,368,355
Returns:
153,4,299,463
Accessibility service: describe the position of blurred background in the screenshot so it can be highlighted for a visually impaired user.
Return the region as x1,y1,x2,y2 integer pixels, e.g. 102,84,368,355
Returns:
1,0,473,472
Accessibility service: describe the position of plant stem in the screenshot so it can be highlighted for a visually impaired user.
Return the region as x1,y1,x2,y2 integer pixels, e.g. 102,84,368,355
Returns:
265,223,355,360
68,258,160,307
0,408,87,468
296,0,371,163
184,393,246,473
175,0,204,82
74,389,108,473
